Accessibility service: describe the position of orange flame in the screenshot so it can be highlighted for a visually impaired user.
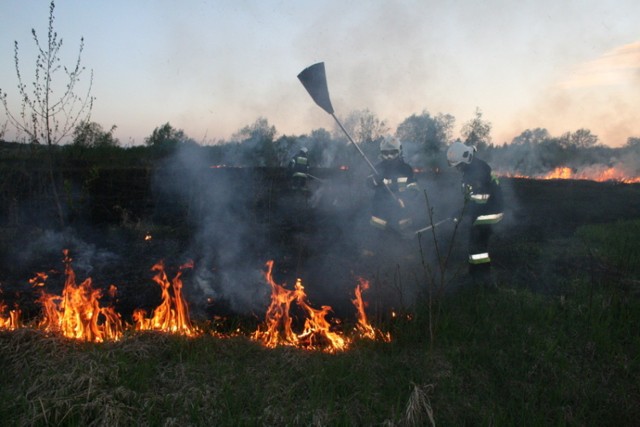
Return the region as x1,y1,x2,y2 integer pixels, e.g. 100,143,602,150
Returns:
252,261,349,352
0,299,21,330
37,250,124,342
0,255,393,349
352,278,391,342
133,260,200,337
499,166,640,183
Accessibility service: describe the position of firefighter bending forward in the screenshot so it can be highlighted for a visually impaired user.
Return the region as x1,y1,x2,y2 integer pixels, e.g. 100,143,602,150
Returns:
446,140,504,285
365,136,419,254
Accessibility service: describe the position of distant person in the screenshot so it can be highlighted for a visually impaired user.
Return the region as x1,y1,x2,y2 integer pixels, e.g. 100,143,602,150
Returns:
365,136,420,251
446,139,504,286
288,147,310,192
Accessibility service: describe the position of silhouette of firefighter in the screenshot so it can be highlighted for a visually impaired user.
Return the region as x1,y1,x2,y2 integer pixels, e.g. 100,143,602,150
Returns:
288,147,310,192
446,139,504,286
363,136,420,256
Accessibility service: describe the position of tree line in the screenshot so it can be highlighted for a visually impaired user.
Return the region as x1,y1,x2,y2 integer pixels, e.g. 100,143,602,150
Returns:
1,0,639,177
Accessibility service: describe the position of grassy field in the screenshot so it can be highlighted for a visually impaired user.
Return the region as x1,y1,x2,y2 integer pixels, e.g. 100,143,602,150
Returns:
0,220,638,426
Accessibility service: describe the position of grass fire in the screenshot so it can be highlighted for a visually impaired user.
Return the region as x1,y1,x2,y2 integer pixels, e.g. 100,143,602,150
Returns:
0,251,391,353
1,127,640,424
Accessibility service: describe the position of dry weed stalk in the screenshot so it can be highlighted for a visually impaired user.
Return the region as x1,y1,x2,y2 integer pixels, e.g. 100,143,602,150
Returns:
403,383,435,427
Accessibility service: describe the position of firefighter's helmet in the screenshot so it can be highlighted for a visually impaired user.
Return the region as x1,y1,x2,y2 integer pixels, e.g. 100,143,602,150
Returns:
446,140,475,167
299,147,308,155
379,136,401,160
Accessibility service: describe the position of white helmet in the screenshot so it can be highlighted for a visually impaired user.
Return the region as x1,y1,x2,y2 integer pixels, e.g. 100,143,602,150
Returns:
446,140,475,167
379,136,401,160
300,147,308,155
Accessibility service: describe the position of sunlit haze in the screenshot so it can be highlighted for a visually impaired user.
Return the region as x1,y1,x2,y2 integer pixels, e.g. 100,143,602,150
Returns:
1,0,639,147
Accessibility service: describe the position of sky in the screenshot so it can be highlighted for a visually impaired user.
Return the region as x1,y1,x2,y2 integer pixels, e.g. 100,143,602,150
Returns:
0,0,639,147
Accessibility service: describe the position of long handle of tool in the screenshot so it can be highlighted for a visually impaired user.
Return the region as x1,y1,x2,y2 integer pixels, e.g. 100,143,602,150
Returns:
330,113,404,208
414,218,453,235
306,173,325,183
331,113,379,175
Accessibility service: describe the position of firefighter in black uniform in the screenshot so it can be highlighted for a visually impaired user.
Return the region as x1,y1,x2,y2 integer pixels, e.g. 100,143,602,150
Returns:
446,140,504,286
364,136,420,256
288,147,310,192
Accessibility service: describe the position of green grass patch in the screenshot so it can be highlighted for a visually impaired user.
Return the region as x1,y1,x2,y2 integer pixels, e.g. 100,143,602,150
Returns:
577,218,640,276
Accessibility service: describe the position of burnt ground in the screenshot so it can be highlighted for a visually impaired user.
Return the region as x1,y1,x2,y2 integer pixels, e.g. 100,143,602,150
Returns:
1,168,639,325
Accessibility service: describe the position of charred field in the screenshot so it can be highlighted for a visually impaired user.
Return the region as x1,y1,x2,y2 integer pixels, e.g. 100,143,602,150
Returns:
0,160,639,425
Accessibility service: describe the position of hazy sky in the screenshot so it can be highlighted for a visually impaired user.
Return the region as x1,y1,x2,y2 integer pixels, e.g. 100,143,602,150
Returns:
1,0,639,147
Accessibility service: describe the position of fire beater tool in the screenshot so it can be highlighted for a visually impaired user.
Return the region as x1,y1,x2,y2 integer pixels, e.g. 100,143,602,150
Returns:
414,217,456,235
297,62,404,208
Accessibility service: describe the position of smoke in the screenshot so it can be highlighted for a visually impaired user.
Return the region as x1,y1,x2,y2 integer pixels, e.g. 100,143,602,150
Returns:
154,142,461,316
10,228,120,285
151,144,276,315
153,138,531,318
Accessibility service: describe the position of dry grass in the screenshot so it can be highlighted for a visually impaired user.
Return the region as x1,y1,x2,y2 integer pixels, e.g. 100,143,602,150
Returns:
402,383,435,427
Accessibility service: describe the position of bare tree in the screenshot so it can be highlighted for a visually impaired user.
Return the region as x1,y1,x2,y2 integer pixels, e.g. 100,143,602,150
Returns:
0,1,94,145
0,0,94,227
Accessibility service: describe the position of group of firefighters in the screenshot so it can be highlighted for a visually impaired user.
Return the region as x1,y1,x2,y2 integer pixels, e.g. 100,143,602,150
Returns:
286,137,504,288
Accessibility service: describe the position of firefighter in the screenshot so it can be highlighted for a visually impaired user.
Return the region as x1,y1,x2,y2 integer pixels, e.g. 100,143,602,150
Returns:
446,139,504,286
288,147,310,191
367,136,420,241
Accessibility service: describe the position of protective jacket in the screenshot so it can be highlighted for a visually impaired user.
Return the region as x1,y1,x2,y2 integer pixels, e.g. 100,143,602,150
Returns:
368,157,419,232
459,157,503,226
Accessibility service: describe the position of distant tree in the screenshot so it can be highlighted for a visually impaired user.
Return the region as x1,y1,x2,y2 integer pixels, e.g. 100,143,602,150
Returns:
340,109,388,146
511,128,551,146
273,135,297,166
72,121,118,147
626,137,640,148
434,113,456,144
0,0,94,145
338,109,389,167
145,122,193,148
536,138,567,170
562,128,598,148
396,111,455,167
232,117,278,166
302,128,344,167
461,107,492,151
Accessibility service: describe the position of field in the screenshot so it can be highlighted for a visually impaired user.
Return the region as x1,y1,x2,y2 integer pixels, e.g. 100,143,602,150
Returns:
0,166,639,426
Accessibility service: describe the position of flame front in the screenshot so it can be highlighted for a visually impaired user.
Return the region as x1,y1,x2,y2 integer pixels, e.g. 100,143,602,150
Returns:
252,261,349,352
500,166,640,183
1,255,392,349
133,260,200,337
37,250,123,342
